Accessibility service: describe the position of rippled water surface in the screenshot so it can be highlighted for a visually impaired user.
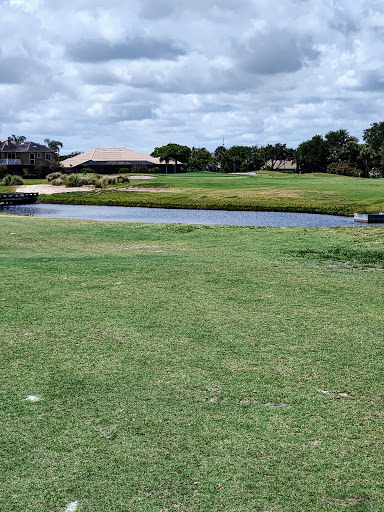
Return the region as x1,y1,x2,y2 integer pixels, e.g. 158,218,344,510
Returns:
2,203,357,227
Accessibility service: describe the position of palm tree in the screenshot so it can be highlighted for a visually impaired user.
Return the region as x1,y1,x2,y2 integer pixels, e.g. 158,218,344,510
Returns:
214,145,227,171
44,139,63,156
9,135,26,142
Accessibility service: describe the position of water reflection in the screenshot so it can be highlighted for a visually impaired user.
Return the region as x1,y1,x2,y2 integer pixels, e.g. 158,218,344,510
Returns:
2,203,356,227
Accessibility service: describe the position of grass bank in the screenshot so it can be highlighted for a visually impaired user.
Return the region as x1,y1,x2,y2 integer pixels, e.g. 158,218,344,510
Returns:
34,171,384,216
1,216,383,511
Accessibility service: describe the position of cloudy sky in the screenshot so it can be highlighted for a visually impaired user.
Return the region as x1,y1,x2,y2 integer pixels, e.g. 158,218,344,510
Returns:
1,0,384,154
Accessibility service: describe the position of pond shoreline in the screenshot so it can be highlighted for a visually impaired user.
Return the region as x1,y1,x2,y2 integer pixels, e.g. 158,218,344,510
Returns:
1,203,361,227
36,193,357,217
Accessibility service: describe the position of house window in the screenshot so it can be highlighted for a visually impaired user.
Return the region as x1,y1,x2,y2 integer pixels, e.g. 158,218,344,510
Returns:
37,153,42,158
45,153,52,161
7,153,16,159
30,154,35,165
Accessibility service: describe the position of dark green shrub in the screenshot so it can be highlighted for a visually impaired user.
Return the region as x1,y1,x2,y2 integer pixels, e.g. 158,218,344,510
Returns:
118,168,130,174
23,168,38,179
10,175,24,185
0,164,9,178
2,175,24,186
116,175,130,184
2,174,12,186
48,160,63,172
131,163,149,173
34,161,51,178
326,161,362,177
81,167,95,174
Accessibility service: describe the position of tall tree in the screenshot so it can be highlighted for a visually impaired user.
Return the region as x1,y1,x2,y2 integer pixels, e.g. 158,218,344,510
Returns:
248,146,264,172
214,145,227,171
362,122,384,153
325,129,358,149
188,147,213,172
9,135,26,142
261,143,291,170
151,145,171,173
221,146,258,173
296,135,329,173
151,143,191,173
167,143,191,172
44,139,63,156
359,144,375,178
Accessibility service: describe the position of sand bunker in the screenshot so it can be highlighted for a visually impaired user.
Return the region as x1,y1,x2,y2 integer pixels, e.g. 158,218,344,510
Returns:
16,175,157,195
16,184,94,194
128,175,156,179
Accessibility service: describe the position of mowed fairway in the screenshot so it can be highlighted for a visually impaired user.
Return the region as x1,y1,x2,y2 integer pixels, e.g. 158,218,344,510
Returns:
38,171,384,216
1,216,383,511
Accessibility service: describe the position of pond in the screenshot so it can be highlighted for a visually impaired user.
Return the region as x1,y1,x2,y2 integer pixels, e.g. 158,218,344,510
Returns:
1,203,359,227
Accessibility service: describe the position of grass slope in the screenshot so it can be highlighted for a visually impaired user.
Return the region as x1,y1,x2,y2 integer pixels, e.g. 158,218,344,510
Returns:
0,216,383,511
34,172,384,215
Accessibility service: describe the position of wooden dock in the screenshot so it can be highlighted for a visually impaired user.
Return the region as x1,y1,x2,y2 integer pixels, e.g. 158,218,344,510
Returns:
0,192,39,207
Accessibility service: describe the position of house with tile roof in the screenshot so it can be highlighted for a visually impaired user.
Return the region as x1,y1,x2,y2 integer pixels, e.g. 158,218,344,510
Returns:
0,138,56,168
61,148,164,172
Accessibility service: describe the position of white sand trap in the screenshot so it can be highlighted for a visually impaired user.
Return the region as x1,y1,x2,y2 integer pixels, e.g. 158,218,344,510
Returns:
25,395,42,402
128,175,156,179
228,171,256,175
16,184,93,195
65,501,79,512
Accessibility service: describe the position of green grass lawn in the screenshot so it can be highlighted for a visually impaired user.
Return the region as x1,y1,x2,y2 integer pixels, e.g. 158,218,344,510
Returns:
1,215,383,511
31,171,384,215
0,178,45,193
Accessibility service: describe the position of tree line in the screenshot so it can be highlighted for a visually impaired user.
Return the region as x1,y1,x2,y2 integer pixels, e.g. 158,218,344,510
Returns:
8,122,384,178
151,122,384,178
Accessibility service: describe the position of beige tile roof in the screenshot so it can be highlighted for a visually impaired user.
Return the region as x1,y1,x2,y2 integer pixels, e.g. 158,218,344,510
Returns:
62,148,162,168
266,160,297,170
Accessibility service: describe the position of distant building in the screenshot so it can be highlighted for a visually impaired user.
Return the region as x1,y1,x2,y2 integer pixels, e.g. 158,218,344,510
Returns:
61,148,163,172
265,160,297,171
0,138,56,168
